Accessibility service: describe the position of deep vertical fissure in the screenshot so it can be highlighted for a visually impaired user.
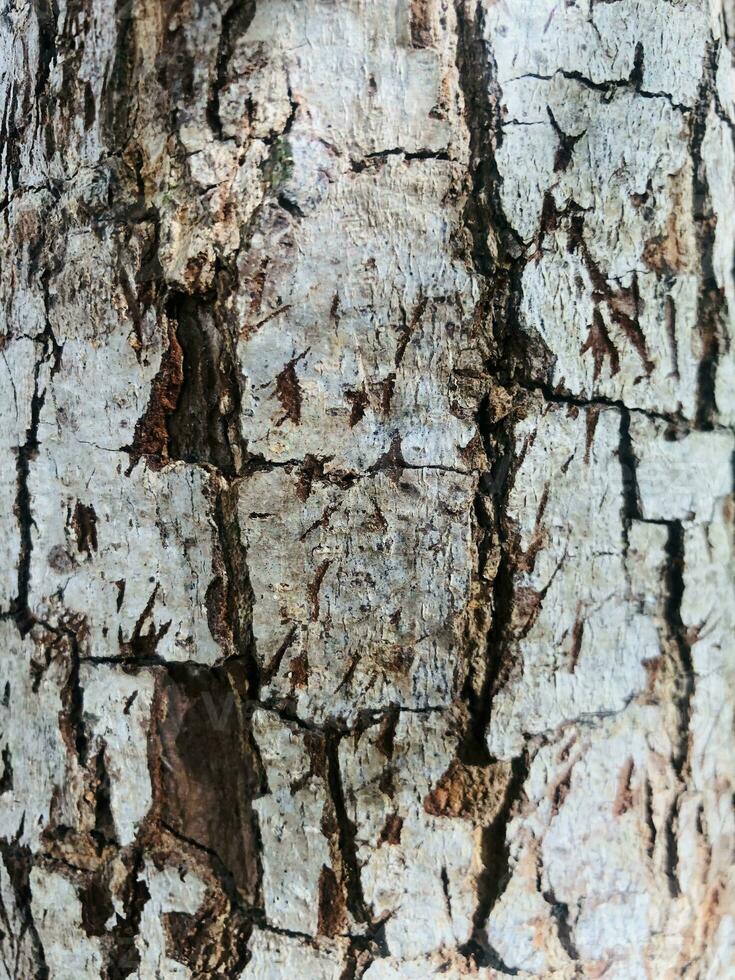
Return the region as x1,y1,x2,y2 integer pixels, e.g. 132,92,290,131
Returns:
454,0,535,956
691,42,725,430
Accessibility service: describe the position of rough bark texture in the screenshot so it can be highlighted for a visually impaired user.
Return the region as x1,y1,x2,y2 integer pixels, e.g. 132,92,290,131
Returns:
1,1,734,977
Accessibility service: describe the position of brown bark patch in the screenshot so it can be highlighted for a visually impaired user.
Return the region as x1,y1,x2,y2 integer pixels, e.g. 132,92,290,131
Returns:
79,874,115,937
288,652,310,689
317,865,347,936
642,655,664,699
205,574,229,651
410,0,433,47
40,823,111,874
118,584,171,659
162,888,250,976
375,707,400,760
127,321,184,469
642,191,695,276
345,385,369,426
381,372,396,416
612,758,635,816
377,812,403,846
71,500,98,556
307,559,331,621
274,349,309,425
510,585,547,639
568,616,584,672
580,309,620,380
424,759,513,822
149,662,263,902
372,432,406,477
584,407,600,464
608,287,653,376
183,250,215,293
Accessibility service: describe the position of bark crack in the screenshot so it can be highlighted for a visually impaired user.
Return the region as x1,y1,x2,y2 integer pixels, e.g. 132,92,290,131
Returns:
8,319,61,636
691,42,726,430
454,1,535,962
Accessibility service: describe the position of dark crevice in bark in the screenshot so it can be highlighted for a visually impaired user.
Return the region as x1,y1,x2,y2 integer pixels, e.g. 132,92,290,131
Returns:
59,629,89,767
514,377,729,431
643,778,657,860
207,0,258,140
460,512,516,768
661,519,694,899
546,107,585,173
454,5,536,958
79,868,115,939
31,0,59,104
105,847,150,980
618,407,642,525
460,938,519,976
0,746,13,793
463,751,528,964
123,314,183,472
454,0,526,767
663,522,694,777
663,801,682,900
251,698,443,740
324,733,370,927
166,276,242,476
103,0,137,145
515,67,690,114
690,42,726,431
212,486,260,694
350,147,451,172
11,379,44,636
150,661,266,906
542,888,580,964
9,316,62,636
0,835,49,979
93,744,117,847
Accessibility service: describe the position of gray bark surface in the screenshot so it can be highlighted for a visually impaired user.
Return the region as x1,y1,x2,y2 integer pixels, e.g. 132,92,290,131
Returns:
1,1,734,977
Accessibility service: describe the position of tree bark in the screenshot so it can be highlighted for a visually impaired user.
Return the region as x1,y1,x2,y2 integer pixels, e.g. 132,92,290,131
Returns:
1,0,734,977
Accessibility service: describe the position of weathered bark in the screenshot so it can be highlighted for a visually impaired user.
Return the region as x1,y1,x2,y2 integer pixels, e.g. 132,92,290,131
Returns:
1,0,734,976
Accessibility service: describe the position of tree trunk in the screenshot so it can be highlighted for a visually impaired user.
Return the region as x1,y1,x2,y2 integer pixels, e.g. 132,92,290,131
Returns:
1,0,733,976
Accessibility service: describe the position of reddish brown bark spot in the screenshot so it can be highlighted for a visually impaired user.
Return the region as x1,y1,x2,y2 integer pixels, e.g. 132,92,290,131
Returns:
317,865,347,937
424,760,512,821
307,559,331,621
568,616,585,673
288,652,310,689
377,812,403,846
345,385,369,426
550,765,574,816
613,758,635,816
410,0,433,47
127,322,184,469
580,309,620,380
274,348,309,426
584,407,600,464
